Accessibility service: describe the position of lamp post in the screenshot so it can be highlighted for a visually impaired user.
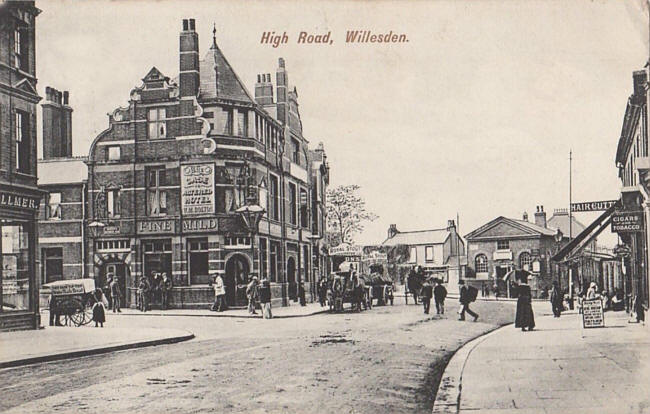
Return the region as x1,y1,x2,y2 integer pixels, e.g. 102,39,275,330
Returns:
236,204,265,281
554,228,563,292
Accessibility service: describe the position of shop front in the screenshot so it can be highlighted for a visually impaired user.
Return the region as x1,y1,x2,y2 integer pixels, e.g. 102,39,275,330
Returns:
0,186,43,331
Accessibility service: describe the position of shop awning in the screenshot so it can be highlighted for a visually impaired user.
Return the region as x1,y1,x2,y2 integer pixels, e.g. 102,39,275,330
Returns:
552,202,618,263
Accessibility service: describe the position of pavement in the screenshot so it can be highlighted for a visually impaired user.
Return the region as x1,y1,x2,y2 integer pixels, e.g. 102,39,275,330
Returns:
433,308,650,414
0,325,194,369
110,300,329,318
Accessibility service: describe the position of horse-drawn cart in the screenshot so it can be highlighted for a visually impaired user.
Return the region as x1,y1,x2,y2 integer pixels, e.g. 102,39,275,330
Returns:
362,272,394,306
44,279,98,327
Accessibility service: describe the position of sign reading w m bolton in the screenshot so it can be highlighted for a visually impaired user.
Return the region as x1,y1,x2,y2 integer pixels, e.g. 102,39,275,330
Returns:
570,200,618,213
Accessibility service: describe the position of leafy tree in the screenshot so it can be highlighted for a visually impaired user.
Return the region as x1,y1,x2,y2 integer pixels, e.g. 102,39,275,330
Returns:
326,184,378,246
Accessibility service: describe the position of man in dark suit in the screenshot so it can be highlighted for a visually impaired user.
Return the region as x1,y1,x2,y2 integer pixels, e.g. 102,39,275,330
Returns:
434,279,448,315
458,280,478,321
420,278,433,314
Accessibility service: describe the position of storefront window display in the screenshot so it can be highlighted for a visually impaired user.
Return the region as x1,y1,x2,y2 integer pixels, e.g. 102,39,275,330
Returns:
1,222,32,312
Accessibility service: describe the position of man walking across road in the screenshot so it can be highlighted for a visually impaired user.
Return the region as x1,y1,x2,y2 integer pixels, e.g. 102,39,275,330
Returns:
420,278,433,314
434,279,447,315
109,274,122,313
458,280,478,321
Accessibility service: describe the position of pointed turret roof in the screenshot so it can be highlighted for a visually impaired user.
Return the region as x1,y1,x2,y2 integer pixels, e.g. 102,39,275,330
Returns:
199,38,255,103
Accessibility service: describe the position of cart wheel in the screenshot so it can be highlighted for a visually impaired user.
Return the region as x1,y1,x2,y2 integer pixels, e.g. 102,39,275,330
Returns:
69,310,85,327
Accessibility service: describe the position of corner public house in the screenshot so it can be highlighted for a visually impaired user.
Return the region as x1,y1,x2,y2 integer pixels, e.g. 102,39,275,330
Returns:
76,19,329,309
0,1,43,331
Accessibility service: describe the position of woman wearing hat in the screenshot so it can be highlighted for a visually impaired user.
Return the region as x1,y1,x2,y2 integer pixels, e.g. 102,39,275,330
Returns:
586,282,598,300
515,274,535,331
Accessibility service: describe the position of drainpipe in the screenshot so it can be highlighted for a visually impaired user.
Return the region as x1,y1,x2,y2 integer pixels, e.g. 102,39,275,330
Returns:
81,181,86,278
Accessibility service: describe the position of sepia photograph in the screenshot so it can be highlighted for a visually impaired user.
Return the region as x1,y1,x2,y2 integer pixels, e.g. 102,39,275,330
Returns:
0,0,649,413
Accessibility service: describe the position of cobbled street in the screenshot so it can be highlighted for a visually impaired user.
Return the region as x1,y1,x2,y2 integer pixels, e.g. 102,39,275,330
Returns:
0,300,517,414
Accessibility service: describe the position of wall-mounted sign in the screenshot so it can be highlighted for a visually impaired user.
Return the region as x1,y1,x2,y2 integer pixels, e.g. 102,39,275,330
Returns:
582,298,605,328
181,163,215,215
103,225,120,235
330,243,363,257
182,218,218,233
0,191,40,211
138,219,175,234
571,200,618,213
611,211,644,233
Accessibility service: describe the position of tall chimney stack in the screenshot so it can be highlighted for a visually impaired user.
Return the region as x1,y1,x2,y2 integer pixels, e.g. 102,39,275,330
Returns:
179,18,200,100
387,224,398,239
534,205,547,228
255,73,274,105
42,86,73,159
276,58,288,125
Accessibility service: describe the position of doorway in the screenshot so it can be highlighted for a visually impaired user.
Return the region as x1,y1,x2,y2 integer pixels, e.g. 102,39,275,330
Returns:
225,254,249,306
287,256,297,301
104,262,127,306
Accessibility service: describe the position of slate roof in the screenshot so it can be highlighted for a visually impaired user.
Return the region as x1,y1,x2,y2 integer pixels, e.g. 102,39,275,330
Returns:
38,157,88,185
547,212,587,237
199,43,255,103
382,228,450,246
464,216,557,240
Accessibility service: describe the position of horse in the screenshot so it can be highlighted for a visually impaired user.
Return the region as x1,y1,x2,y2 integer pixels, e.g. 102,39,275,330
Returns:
407,270,425,305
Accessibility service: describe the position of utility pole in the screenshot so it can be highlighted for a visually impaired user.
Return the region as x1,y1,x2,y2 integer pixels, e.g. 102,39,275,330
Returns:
569,150,574,308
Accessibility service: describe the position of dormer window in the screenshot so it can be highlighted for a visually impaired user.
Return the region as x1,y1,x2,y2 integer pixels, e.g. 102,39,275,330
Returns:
148,108,166,139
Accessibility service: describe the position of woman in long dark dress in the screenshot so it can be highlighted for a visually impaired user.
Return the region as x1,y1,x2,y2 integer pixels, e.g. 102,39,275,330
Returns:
92,288,106,327
515,277,535,331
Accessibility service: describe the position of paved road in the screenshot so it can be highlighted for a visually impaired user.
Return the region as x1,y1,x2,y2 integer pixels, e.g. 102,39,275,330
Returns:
0,300,517,414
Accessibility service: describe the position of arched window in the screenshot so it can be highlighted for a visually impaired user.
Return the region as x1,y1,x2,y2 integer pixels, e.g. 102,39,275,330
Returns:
475,254,488,273
519,252,532,271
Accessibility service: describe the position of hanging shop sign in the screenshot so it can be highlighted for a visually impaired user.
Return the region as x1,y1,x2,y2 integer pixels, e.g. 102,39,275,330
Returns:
181,163,215,215
0,191,40,211
182,218,218,233
613,244,632,258
570,200,618,213
330,243,363,257
582,298,605,328
138,219,175,234
611,211,644,233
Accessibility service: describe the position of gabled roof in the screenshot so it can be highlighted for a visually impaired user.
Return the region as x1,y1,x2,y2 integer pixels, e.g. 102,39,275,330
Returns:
143,67,169,83
38,157,88,185
465,216,557,240
547,212,587,237
13,78,38,96
382,228,450,246
199,43,255,103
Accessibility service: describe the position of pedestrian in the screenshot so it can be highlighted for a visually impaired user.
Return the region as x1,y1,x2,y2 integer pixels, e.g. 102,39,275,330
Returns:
161,272,173,310
485,284,490,298
458,280,479,321
103,276,113,311
246,276,259,314
92,288,106,327
407,266,419,305
586,282,598,300
550,281,563,318
298,280,306,306
420,278,433,314
138,277,150,312
211,274,227,312
152,272,162,305
515,275,535,331
109,274,122,313
48,292,62,326
318,277,328,307
259,277,272,319
633,295,646,325
434,279,447,315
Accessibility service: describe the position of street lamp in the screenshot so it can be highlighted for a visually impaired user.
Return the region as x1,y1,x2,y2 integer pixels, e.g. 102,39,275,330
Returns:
236,204,266,281
554,228,563,292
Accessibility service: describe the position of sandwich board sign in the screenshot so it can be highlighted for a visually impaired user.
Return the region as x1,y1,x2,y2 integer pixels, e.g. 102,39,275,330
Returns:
582,298,605,328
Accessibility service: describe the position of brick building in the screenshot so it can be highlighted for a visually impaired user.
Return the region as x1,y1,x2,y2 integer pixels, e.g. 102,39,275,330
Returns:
83,19,328,309
0,1,44,331
464,207,563,298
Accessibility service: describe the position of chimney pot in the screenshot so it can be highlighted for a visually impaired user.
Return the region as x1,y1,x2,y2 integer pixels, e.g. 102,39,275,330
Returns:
189,18,195,31
257,74,261,83
182,19,189,31
523,211,528,221
63,91,69,105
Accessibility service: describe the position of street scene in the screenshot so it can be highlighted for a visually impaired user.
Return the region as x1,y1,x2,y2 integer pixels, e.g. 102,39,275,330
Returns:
1,1,650,413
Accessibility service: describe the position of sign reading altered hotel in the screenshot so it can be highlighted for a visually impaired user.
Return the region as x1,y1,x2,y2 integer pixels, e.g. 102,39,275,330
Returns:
181,163,215,215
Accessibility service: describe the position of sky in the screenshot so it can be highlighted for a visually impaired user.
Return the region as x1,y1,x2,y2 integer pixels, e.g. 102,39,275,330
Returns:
35,0,648,247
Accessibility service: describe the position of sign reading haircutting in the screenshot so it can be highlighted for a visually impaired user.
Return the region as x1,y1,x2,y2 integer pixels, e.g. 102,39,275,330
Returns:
611,211,644,233
582,298,605,328
181,163,215,215
0,191,40,211
570,200,618,213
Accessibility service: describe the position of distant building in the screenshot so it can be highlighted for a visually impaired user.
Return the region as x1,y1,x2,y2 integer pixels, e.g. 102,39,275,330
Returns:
0,1,43,331
381,220,466,291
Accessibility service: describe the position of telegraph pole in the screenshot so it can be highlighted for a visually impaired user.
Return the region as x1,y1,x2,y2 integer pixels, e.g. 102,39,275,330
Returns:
569,150,574,307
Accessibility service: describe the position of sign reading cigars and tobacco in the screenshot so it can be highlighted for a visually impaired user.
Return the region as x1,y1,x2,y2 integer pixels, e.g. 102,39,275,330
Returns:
570,200,618,212
181,163,215,215
611,211,644,233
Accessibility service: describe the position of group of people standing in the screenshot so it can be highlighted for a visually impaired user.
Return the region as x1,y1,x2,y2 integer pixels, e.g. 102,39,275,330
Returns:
136,272,173,312
211,274,273,319
419,278,448,315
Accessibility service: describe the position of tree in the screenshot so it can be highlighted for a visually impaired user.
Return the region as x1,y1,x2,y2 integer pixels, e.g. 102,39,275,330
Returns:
326,184,378,246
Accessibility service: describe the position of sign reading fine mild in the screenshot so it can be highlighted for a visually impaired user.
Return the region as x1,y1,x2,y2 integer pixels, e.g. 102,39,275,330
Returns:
181,163,215,215
570,200,618,212
611,211,644,233
582,298,605,328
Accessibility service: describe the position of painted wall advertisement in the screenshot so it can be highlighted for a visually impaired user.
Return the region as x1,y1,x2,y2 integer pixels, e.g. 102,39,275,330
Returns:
181,163,215,215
